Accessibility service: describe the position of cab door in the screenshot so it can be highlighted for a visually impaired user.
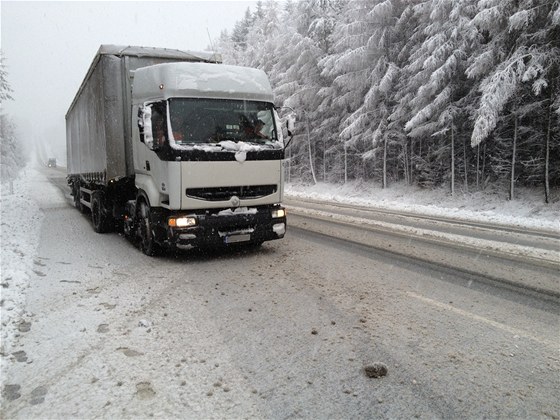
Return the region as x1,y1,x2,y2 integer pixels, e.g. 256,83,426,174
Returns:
133,101,170,207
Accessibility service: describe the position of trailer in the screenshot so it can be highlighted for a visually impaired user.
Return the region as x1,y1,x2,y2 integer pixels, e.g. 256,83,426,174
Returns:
67,45,288,255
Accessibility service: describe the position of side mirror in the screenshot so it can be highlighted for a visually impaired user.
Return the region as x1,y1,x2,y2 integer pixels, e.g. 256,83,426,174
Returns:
286,114,296,137
137,107,145,143
274,106,297,149
284,113,296,149
139,105,155,149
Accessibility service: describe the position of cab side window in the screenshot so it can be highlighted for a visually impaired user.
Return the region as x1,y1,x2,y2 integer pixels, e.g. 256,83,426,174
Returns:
151,102,168,147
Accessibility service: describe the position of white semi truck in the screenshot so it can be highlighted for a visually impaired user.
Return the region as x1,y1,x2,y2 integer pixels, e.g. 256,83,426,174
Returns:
67,45,289,255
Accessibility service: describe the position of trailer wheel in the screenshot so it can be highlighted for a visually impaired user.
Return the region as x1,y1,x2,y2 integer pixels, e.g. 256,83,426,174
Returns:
73,182,85,213
138,201,160,256
91,192,112,233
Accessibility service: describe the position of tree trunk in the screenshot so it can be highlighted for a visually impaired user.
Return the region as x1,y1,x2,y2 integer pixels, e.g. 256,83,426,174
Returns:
544,96,552,204
410,138,414,185
509,115,518,201
451,125,455,196
476,144,480,190
382,136,387,189
482,142,487,189
323,147,326,182
306,112,317,185
287,145,291,184
344,143,348,184
403,143,409,185
463,135,468,192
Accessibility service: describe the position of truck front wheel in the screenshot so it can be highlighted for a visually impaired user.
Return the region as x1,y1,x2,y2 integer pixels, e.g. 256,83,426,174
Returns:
137,201,160,256
91,192,112,233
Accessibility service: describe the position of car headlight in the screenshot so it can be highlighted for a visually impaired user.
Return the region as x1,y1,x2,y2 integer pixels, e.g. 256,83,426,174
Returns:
271,208,285,219
168,216,197,227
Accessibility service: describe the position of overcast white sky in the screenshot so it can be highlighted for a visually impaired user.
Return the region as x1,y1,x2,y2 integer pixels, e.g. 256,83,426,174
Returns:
1,0,258,163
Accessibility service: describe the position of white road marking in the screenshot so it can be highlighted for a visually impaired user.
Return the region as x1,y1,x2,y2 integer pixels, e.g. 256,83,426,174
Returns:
407,291,558,349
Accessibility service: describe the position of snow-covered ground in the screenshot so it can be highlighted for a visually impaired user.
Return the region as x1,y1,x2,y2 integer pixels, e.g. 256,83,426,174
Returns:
287,181,560,232
1,167,558,374
1,167,60,361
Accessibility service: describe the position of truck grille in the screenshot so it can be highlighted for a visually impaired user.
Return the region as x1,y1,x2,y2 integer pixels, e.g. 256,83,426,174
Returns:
186,185,277,201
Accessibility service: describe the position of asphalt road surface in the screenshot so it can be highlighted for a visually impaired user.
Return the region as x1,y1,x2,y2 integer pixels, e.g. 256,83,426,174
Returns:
2,170,558,419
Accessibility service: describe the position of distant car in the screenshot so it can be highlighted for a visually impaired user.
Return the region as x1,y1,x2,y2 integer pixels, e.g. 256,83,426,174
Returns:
47,158,57,168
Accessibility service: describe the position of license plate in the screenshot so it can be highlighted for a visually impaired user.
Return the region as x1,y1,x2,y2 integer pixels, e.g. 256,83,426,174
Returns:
224,234,251,244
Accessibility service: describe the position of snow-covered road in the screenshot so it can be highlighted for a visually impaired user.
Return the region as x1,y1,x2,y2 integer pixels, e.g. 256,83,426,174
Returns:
1,166,559,418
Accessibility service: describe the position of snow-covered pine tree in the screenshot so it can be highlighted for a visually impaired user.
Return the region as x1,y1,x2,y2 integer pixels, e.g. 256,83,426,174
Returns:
231,8,254,52
0,52,14,103
338,0,407,188
0,114,24,188
318,0,378,183
389,1,429,186
274,0,340,184
244,0,282,74
469,0,559,201
0,52,24,190
403,0,478,194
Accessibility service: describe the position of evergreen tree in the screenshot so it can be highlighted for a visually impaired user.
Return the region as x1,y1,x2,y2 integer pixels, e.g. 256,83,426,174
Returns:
469,0,560,200
339,0,408,188
230,8,254,52
403,0,478,193
0,52,14,103
318,0,379,183
0,52,24,187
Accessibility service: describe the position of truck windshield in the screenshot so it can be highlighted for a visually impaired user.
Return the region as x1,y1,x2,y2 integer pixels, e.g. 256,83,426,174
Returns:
168,98,278,146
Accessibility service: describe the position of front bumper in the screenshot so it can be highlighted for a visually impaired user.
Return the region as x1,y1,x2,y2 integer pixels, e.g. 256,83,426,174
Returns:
164,206,286,248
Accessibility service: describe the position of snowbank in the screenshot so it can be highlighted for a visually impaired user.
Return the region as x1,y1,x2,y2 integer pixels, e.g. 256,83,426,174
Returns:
0,167,61,360
286,181,560,232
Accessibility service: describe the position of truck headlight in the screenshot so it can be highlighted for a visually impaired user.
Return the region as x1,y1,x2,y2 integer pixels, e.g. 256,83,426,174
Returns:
168,216,197,228
271,208,285,219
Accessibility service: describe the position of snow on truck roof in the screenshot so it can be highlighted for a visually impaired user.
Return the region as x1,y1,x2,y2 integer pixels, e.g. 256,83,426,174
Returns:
132,62,274,103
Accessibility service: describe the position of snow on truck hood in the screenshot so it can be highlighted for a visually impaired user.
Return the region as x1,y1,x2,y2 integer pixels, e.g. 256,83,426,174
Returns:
132,62,274,103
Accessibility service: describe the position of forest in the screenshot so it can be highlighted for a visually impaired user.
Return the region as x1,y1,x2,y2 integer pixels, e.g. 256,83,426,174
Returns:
216,0,560,203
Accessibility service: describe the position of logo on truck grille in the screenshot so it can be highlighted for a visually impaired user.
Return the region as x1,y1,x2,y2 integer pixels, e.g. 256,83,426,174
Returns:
230,196,240,207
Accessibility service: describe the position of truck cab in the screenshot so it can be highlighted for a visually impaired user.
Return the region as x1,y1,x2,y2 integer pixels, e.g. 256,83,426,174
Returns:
128,62,286,254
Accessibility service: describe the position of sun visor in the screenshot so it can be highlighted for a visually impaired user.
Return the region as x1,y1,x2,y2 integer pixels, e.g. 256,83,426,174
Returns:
132,62,274,103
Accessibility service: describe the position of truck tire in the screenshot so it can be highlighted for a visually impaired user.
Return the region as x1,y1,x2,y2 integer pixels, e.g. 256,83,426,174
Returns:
73,182,85,213
137,201,160,256
91,192,112,233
